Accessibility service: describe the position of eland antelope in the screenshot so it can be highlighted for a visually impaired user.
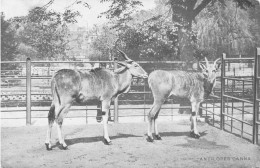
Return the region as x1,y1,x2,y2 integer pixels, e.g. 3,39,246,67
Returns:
45,49,148,150
147,58,221,142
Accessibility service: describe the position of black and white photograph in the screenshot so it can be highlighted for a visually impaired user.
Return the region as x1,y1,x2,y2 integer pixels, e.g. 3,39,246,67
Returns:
1,0,260,167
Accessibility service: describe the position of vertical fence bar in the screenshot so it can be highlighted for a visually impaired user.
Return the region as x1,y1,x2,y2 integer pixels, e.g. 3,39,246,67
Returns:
213,98,215,126
144,79,146,122
253,48,260,144
231,78,234,133
242,80,245,138
26,58,31,125
86,106,88,124
220,53,226,130
257,49,260,145
114,58,119,123
198,60,203,117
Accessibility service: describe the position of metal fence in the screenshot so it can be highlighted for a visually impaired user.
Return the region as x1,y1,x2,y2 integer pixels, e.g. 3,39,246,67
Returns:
1,59,195,125
201,48,260,145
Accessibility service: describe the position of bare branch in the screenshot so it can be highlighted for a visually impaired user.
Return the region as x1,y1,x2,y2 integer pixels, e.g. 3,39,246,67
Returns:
193,0,212,18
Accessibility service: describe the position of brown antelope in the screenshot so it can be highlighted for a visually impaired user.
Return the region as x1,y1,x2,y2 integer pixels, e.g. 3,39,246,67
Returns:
147,57,221,142
45,49,148,150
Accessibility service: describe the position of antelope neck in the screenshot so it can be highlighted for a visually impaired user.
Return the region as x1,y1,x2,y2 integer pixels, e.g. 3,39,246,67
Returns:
203,77,214,98
117,69,132,94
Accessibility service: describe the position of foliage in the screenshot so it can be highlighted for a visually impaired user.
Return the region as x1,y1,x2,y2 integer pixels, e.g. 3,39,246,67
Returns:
11,7,80,60
194,1,257,58
1,13,19,62
1,13,19,70
167,0,254,61
169,0,252,29
2,0,259,63
247,0,260,56
99,0,143,29
109,0,253,61
94,0,179,61
90,25,117,61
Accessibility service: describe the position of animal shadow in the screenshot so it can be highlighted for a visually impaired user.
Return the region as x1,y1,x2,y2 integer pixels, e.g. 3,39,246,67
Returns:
64,133,143,147
159,130,207,138
176,137,229,149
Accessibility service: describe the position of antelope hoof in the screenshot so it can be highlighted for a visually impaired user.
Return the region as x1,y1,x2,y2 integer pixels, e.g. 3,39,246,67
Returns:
103,138,112,145
190,131,200,139
108,117,113,122
59,144,68,150
45,143,52,151
194,134,200,139
96,116,103,123
146,136,154,142
154,134,162,140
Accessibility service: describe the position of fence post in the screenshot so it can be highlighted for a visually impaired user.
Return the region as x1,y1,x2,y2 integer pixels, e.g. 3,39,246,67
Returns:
26,58,31,125
114,58,119,123
220,53,226,130
253,48,260,144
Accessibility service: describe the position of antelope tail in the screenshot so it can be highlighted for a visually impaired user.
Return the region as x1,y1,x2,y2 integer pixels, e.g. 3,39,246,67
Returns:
52,80,61,105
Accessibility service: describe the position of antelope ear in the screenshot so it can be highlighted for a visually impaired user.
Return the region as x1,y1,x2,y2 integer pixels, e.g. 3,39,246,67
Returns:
199,62,207,71
117,61,127,67
126,60,134,64
114,67,126,74
215,62,221,71
117,61,130,68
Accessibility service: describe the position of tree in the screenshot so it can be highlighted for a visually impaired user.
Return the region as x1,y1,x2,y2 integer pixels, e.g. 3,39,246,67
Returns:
1,13,19,70
169,0,252,29
168,0,253,61
96,0,180,61
99,0,143,29
1,13,19,62
90,25,118,61
194,1,256,59
12,7,80,60
100,0,254,61
247,0,260,56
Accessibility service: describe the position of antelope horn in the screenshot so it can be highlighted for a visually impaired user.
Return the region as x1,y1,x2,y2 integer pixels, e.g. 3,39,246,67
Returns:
213,58,221,66
116,48,133,62
204,57,209,67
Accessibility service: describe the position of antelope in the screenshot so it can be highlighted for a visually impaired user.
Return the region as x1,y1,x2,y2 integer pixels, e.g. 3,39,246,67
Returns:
45,49,148,150
147,58,221,142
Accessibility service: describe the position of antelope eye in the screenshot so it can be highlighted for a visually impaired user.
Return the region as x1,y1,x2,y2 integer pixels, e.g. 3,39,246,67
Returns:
212,70,216,73
205,70,208,73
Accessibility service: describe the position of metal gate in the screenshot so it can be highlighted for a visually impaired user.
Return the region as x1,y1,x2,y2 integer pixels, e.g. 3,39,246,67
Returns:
202,48,260,145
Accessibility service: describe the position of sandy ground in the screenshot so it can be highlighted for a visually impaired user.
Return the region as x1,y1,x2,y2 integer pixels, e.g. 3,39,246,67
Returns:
1,120,260,168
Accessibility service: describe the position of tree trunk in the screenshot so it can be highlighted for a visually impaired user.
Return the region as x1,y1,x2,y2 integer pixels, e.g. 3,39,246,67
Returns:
177,26,195,114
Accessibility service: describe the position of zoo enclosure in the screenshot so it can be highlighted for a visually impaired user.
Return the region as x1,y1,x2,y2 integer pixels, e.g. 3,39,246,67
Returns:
1,49,259,145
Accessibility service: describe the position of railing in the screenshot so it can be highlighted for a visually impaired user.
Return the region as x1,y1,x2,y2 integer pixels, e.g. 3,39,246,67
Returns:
1,59,194,125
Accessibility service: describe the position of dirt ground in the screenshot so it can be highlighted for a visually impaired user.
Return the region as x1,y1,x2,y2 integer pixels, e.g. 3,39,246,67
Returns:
1,121,260,168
